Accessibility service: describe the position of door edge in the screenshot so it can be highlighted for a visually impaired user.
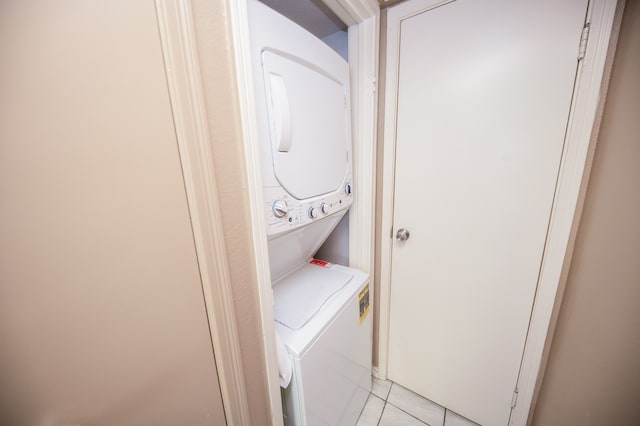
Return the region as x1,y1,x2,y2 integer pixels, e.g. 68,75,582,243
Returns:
512,1,624,424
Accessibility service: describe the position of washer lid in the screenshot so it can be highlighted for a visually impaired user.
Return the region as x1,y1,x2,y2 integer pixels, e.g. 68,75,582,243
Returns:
262,50,350,200
273,263,353,330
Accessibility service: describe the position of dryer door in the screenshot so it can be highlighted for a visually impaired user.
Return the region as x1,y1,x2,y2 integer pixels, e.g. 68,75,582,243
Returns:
262,51,350,200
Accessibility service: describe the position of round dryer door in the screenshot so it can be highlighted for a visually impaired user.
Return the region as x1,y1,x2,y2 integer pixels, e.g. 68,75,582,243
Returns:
262,50,350,200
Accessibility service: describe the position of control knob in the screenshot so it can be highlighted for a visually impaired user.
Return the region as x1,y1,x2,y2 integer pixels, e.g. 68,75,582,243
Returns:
345,183,352,195
272,200,288,218
320,203,330,214
308,207,319,218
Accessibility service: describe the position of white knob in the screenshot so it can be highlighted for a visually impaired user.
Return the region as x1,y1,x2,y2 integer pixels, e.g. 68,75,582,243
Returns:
272,200,288,218
321,203,330,214
308,207,318,218
345,183,352,195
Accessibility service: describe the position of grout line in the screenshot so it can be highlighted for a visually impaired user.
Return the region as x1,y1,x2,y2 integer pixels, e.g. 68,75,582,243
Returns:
386,382,394,401
385,400,432,425
376,400,386,426
367,379,459,426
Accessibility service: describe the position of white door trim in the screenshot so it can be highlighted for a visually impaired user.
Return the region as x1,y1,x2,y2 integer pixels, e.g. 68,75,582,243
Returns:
227,1,283,423
348,13,380,277
377,0,621,424
512,1,623,424
229,0,379,424
155,1,251,424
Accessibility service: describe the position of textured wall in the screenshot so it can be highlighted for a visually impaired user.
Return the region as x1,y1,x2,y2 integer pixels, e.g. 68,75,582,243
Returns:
0,1,225,424
532,1,640,424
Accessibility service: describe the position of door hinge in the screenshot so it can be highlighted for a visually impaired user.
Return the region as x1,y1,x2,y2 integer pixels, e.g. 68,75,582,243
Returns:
371,75,377,94
511,388,519,409
578,23,591,61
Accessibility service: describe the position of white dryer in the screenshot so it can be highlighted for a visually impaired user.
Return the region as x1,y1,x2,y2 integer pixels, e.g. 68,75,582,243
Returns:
248,2,372,425
248,0,354,282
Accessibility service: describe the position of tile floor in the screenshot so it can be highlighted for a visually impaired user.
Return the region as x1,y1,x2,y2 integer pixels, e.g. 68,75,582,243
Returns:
356,377,479,426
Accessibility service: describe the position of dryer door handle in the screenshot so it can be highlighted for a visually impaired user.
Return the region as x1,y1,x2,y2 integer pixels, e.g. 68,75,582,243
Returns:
269,74,292,152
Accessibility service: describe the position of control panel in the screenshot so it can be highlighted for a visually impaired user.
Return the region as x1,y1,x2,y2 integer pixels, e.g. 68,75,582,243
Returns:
264,182,353,238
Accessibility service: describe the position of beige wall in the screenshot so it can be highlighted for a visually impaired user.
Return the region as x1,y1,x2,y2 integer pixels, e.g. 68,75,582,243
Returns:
532,0,640,424
373,7,388,368
190,0,273,423
0,1,226,425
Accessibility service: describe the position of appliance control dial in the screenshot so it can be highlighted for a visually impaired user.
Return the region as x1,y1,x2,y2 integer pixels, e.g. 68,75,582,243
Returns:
321,203,330,214
272,200,289,218
308,207,319,219
345,183,352,195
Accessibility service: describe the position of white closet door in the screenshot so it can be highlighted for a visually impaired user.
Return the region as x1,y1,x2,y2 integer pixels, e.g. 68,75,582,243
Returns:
386,0,587,424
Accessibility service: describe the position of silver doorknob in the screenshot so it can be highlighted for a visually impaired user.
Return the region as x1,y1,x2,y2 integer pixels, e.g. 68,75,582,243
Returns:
396,228,410,242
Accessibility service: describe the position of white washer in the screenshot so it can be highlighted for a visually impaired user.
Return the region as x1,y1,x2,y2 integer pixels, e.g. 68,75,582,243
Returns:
248,2,372,425
274,262,371,426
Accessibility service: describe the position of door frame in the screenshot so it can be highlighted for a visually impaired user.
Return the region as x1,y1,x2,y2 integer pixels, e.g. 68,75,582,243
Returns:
229,0,380,424
156,0,379,424
377,0,622,424
155,1,252,424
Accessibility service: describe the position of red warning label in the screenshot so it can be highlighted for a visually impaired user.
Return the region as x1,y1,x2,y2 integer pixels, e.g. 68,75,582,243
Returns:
310,259,329,267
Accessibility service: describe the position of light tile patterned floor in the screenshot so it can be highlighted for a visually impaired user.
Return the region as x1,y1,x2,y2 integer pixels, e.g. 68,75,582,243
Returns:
357,378,480,426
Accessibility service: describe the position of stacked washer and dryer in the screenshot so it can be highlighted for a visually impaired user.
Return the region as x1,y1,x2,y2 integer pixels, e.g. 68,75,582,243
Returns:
248,2,372,425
